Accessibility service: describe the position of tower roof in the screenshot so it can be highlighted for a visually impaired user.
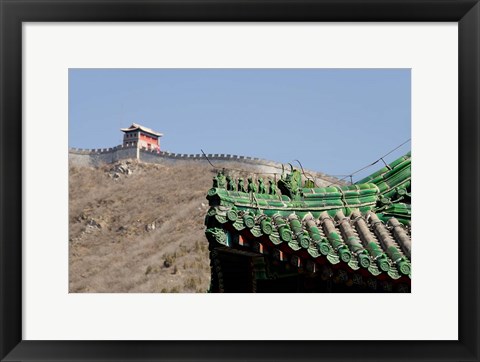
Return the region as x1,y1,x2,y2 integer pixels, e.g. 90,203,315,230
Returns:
120,123,163,137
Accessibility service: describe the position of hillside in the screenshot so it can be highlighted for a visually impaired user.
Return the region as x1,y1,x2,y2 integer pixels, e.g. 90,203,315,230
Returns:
69,160,214,293
69,159,339,293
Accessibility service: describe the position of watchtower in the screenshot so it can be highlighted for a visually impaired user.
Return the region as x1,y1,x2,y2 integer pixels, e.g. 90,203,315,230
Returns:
120,123,163,151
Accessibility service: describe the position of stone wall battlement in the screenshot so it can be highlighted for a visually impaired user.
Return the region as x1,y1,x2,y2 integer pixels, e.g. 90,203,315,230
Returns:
69,145,340,186
69,145,276,165
143,149,267,162
69,144,138,155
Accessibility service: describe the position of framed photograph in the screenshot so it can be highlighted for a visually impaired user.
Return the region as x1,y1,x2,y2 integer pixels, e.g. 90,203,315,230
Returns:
1,0,478,361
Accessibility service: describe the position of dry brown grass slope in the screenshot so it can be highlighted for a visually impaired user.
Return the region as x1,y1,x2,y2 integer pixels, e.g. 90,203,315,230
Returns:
69,160,215,293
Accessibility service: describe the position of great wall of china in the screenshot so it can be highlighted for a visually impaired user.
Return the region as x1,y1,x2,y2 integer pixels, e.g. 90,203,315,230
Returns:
68,145,341,186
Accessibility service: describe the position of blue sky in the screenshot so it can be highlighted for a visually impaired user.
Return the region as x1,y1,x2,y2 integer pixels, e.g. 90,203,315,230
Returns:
69,69,410,181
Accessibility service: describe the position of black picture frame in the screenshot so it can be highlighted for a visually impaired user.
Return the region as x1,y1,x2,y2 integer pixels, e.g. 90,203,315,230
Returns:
1,1,479,361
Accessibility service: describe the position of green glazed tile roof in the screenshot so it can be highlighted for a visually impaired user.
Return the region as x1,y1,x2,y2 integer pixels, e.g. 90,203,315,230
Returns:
205,207,411,280
355,152,411,199
204,153,411,282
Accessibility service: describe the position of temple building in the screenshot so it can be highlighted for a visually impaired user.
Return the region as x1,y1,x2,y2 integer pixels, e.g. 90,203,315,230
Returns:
204,153,411,293
121,123,163,151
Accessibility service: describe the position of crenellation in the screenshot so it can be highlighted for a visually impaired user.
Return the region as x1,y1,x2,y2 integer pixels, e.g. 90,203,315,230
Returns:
69,144,338,186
